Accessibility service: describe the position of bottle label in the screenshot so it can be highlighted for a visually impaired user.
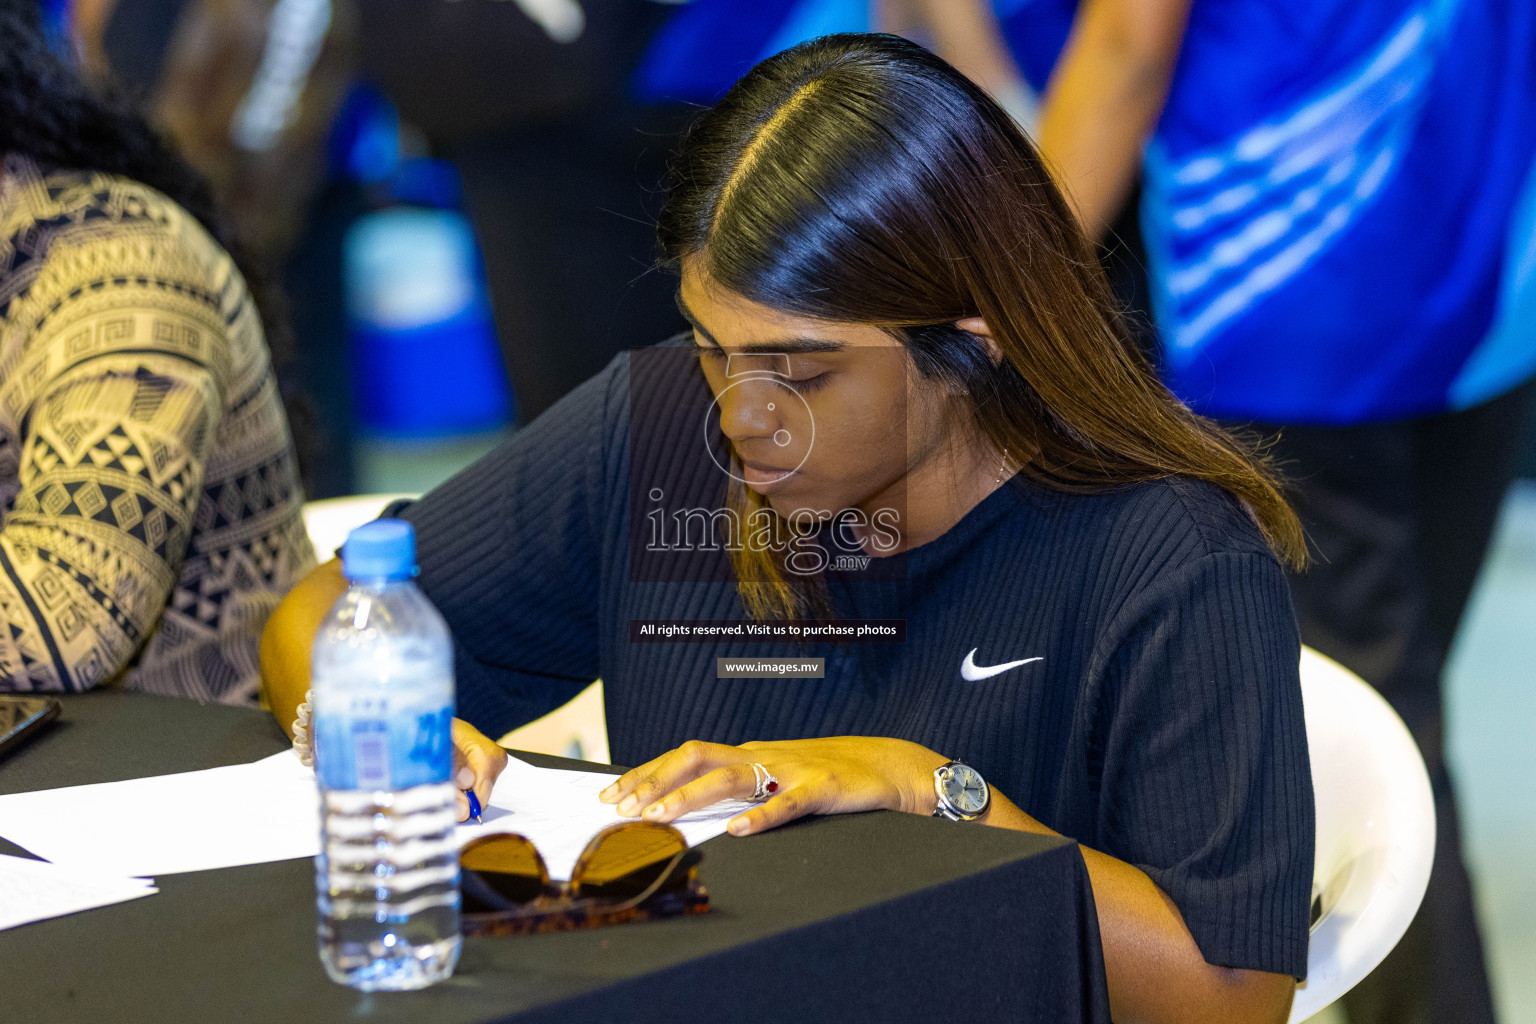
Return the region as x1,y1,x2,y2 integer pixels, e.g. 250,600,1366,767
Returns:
314,697,453,791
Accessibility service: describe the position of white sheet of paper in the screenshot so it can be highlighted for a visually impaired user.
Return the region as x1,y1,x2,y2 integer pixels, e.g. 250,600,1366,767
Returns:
0,751,320,877
459,755,754,880
0,752,747,881
0,853,157,931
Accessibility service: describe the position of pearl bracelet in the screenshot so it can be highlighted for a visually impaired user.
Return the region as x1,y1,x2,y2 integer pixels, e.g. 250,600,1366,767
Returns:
291,689,315,767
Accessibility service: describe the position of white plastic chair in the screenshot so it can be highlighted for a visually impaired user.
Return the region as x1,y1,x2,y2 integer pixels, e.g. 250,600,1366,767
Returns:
301,492,417,560
500,680,609,764
1289,646,1436,1022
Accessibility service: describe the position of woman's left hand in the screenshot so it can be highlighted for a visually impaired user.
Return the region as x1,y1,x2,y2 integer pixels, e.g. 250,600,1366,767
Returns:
596,737,952,836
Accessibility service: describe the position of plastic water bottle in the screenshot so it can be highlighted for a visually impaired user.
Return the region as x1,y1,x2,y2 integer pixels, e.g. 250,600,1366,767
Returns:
311,519,461,990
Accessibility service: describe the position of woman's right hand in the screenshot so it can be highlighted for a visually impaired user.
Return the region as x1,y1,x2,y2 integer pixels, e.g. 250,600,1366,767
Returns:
452,718,509,822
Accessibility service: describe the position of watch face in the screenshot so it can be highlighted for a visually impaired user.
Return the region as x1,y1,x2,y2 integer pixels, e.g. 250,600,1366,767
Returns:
941,764,989,814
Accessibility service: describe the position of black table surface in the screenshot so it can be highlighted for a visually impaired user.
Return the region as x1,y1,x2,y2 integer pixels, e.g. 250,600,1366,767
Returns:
0,692,1111,1023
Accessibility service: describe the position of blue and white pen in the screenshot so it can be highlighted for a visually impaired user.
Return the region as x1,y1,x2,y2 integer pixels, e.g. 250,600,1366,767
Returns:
464,789,483,824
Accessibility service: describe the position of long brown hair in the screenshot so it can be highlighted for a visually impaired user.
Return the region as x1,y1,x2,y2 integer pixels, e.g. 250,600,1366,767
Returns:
656,33,1305,619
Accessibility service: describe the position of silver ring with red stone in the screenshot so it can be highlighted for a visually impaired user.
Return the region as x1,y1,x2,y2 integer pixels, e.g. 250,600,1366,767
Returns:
748,763,780,802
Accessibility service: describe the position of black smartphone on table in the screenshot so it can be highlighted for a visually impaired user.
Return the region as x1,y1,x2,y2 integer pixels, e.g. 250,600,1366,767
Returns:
0,695,61,762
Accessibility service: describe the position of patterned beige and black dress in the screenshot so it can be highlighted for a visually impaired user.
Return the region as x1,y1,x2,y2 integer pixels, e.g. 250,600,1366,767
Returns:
0,154,315,704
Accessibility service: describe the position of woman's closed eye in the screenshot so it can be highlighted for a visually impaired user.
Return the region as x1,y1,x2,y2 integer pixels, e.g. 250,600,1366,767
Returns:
694,341,831,392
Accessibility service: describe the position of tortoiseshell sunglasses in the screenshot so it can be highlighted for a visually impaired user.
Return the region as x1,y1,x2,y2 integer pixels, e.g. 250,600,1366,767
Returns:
459,821,709,937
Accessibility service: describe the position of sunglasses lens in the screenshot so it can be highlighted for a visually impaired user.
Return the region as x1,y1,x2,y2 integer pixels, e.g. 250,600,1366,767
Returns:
571,822,689,902
460,835,550,909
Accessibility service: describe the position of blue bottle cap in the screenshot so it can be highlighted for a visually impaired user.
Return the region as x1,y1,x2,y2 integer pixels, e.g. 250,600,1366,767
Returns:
340,519,417,581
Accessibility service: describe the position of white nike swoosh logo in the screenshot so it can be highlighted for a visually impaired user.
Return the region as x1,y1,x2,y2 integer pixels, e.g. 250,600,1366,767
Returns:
960,649,1043,681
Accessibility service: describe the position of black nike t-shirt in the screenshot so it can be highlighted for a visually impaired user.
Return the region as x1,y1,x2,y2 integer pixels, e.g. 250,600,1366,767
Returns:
398,345,1314,979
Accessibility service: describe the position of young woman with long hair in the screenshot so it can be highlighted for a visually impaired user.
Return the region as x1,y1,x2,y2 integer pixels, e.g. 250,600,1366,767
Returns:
265,33,1311,1022
0,0,314,702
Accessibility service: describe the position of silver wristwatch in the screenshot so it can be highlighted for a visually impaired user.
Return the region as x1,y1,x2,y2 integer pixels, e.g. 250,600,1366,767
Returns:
932,760,990,821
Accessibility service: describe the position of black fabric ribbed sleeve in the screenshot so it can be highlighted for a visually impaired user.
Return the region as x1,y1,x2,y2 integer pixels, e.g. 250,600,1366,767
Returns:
1092,550,1314,978
400,356,622,736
